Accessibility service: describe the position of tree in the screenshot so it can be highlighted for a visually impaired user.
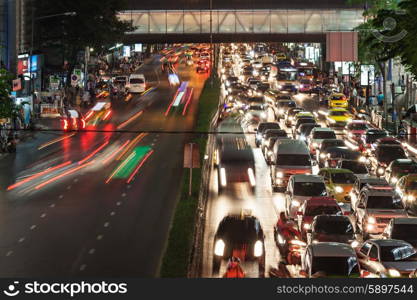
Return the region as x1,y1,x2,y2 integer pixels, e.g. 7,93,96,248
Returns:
34,0,135,85
0,69,14,119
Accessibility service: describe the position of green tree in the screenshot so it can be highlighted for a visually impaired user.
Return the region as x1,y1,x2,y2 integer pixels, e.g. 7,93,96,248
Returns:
0,69,14,119
33,0,134,84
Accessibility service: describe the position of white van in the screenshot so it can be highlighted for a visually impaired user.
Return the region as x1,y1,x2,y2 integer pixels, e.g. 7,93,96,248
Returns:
127,74,146,93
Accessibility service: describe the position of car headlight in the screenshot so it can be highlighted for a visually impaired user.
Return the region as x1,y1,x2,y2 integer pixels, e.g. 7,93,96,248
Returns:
390,177,398,184
228,88,232,92
220,168,227,187
254,240,263,257
276,171,284,178
267,150,273,157
388,268,401,278
300,135,306,141
214,239,225,256
247,168,256,187
303,223,311,230
227,95,233,100
278,109,284,115
261,76,265,81
320,153,326,159
260,112,267,119
291,200,300,207
335,186,344,193
277,85,282,89
406,194,415,202
367,216,376,224
377,167,385,175
277,234,285,245
351,240,359,248
328,118,336,124
313,142,318,148
359,156,366,163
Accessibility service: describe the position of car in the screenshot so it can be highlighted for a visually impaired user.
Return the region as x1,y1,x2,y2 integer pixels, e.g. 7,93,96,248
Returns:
337,159,369,175
306,215,358,247
359,129,388,153
275,100,296,119
349,175,390,211
344,120,370,143
353,185,407,238
84,101,112,126
307,128,336,154
61,109,86,131
214,119,256,193
269,140,314,191
296,123,321,142
285,107,304,127
323,146,363,168
293,118,317,138
382,218,417,249
247,79,260,90
318,168,356,205
126,74,146,93
368,145,407,177
328,93,348,108
225,76,239,87
113,75,129,86
255,82,270,94
316,139,346,166
261,129,288,160
243,104,267,126
300,242,361,278
296,197,343,239
196,60,210,73
255,122,280,147
385,159,417,185
285,175,328,219
326,108,352,128
299,79,312,93
395,174,417,214
356,239,417,277
263,89,284,105
367,137,402,156
212,214,265,277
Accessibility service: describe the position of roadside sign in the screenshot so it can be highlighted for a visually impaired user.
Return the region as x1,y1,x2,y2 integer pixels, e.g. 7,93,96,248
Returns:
71,74,80,87
184,143,200,196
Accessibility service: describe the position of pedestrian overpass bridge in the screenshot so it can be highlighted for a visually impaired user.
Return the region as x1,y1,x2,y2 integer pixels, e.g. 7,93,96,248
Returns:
119,8,364,43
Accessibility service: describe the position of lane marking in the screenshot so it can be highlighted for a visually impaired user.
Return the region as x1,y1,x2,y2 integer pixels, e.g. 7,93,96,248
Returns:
121,193,126,197
59,195,64,199
6,251,13,257
73,178,79,183
40,213,46,218
50,203,55,208
30,225,37,230
110,211,116,216
97,235,104,240
88,249,96,255
38,133,76,150
104,222,110,228
18,237,25,243
80,264,87,271
116,201,122,206
67,185,72,190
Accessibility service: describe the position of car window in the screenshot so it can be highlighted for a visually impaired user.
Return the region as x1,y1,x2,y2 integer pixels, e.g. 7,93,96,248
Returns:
360,243,371,255
369,245,378,260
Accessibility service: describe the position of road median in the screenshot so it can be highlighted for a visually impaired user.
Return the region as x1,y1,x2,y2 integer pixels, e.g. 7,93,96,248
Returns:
160,76,220,277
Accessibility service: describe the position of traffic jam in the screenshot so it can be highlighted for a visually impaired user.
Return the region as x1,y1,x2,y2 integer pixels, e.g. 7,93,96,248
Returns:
210,43,417,278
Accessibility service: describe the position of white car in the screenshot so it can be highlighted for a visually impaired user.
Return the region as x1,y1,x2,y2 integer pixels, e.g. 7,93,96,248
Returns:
126,74,146,93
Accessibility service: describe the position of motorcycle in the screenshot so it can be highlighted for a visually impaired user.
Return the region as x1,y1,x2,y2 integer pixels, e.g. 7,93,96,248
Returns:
274,221,305,265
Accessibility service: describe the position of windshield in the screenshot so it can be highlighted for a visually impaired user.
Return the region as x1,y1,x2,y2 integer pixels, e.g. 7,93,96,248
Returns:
314,131,336,139
331,173,356,184
277,71,297,81
329,111,349,117
366,132,387,143
380,245,417,262
341,161,368,174
312,256,360,277
315,219,354,234
130,78,144,84
249,106,263,111
305,205,340,216
321,140,345,150
366,196,404,209
331,95,345,100
276,154,311,166
348,123,368,130
377,148,406,162
294,182,327,197
392,225,417,241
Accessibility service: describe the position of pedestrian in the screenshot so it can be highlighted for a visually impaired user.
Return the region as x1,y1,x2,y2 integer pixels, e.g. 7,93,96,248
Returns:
352,86,358,107
377,91,384,107
82,90,90,108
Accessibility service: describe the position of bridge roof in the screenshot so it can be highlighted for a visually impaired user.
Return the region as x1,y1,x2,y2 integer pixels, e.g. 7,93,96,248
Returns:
124,0,363,10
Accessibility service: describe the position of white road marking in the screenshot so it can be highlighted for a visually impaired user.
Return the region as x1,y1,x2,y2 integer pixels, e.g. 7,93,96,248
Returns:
59,195,64,199
104,222,110,228
80,264,87,271
73,178,79,183
97,235,104,240
151,143,155,146
40,213,46,218
30,225,37,230
121,193,126,197
18,237,25,243
110,211,116,216
6,251,13,257
116,201,122,206
67,185,71,190
127,185,131,189
88,249,96,255
50,203,55,208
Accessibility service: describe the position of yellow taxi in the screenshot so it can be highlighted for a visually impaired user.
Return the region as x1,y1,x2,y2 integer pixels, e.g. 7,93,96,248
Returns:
276,53,287,61
328,93,348,108
396,174,417,213
326,108,352,129
318,168,356,204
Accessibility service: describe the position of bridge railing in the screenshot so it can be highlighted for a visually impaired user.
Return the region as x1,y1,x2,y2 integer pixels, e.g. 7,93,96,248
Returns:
118,9,363,35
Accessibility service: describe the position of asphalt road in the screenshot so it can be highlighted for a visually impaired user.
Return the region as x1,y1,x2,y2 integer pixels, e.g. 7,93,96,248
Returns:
0,54,208,277
201,92,320,278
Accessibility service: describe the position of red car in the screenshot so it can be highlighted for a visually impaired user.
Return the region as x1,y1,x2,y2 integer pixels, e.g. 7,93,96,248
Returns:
344,120,370,143
196,60,210,73
296,196,344,240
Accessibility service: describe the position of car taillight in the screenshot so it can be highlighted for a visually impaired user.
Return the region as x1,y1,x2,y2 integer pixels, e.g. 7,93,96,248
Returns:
63,119,68,130
72,117,77,128
81,119,86,129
